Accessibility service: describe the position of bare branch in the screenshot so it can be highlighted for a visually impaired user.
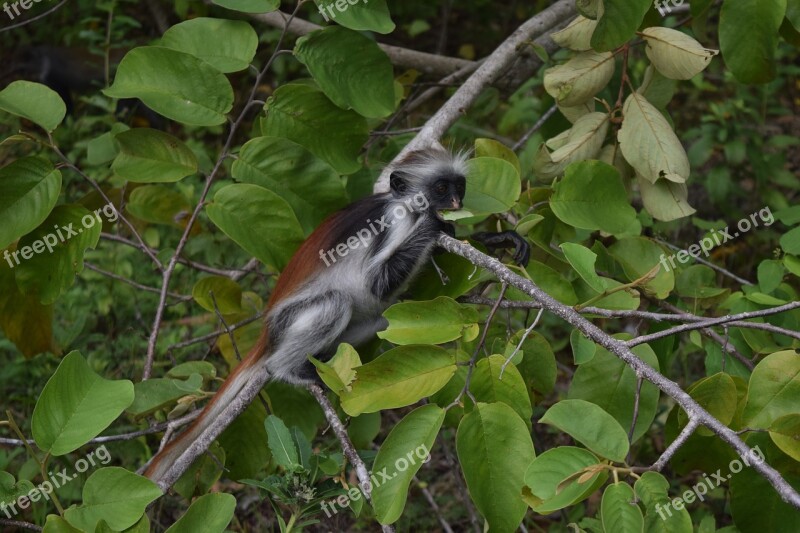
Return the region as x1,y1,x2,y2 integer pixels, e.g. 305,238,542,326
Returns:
651,418,699,472
374,0,577,192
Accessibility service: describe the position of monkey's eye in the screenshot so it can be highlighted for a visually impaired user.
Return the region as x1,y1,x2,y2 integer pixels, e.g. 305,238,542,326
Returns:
435,184,447,195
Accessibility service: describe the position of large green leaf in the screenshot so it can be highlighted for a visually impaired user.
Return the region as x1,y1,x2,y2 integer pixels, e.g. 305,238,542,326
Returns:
601,483,644,533
560,242,606,293
619,92,690,184
206,184,304,271
126,375,203,418
463,156,521,218
608,236,675,298
112,128,198,183
540,399,630,462
378,296,479,345
0,157,61,250
32,352,134,455
470,355,532,424
544,51,615,106
523,446,607,513
568,343,660,442
742,350,800,428
0,80,66,132
295,27,395,118
373,405,444,524
231,136,347,233
313,0,395,34
456,402,535,532
126,185,191,227
160,18,258,73
14,205,103,305
340,345,456,416
192,276,243,314
678,373,738,436
63,468,161,532
550,160,638,235
265,415,300,470
104,46,234,126
634,472,692,533
591,0,650,51
165,493,236,533
261,83,368,174
641,27,718,80
719,0,787,83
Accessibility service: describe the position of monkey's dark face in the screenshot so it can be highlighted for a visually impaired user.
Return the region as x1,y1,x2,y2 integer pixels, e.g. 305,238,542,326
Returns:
427,174,466,212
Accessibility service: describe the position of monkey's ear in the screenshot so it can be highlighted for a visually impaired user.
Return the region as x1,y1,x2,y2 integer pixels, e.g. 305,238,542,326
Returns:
390,172,407,196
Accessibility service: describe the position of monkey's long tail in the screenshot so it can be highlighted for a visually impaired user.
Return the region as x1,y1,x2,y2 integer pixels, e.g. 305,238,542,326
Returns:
142,349,271,491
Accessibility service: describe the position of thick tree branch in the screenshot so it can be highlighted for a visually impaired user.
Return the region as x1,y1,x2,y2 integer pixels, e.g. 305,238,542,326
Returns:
249,10,474,76
373,0,576,192
438,234,800,509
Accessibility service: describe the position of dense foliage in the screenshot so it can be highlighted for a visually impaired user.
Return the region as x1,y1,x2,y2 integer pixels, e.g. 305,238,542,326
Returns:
1,0,799,532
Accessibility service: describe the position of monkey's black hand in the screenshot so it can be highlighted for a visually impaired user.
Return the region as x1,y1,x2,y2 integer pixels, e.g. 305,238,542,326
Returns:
471,231,531,267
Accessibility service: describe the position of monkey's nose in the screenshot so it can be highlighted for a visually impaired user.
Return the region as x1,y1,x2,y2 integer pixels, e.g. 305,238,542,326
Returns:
451,197,462,209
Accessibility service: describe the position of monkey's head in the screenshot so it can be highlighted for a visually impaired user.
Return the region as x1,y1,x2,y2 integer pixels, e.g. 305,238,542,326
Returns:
389,147,468,215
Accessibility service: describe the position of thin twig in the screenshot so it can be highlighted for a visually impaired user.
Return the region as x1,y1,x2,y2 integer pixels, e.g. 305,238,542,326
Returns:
512,104,558,151
0,519,42,531
84,263,189,301
655,238,754,286
651,418,699,472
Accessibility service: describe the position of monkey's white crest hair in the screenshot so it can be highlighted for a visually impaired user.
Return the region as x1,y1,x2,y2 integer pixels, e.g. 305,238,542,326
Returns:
393,146,471,191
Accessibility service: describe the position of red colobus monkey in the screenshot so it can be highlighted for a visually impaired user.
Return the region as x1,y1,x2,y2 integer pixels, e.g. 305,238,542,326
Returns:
144,147,530,488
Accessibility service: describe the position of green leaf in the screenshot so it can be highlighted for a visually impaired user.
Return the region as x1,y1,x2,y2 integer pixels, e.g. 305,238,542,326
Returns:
32,351,134,455
0,157,61,250
638,175,696,221
634,471,692,533
608,236,675,299
544,51,615,106
127,375,203,418
474,138,521,175
570,329,597,364
719,0,787,83
550,160,638,235
551,16,599,52
63,468,161,532
313,0,395,34
601,483,644,533
540,399,630,462
206,184,304,271
591,0,650,52
218,400,271,479
638,65,677,109
534,112,610,179
231,136,347,234
87,123,130,166
768,414,800,461
470,355,533,424
295,27,395,118
265,415,300,470
165,493,236,533
641,27,718,80
456,402,535,532
569,343,660,442
112,128,198,183
373,405,443,524
0,257,55,357
522,446,607,513
463,157,521,217
561,242,606,292
742,349,800,428
126,185,191,227
340,345,456,416
619,92,690,184
311,343,361,394
192,276,243,314
160,18,258,73
212,0,279,13
678,373,738,437
0,80,66,132
378,296,479,345
14,205,103,304
104,46,234,126
42,515,82,533
0,471,35,508
261,83,368,174
780,226,800,255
